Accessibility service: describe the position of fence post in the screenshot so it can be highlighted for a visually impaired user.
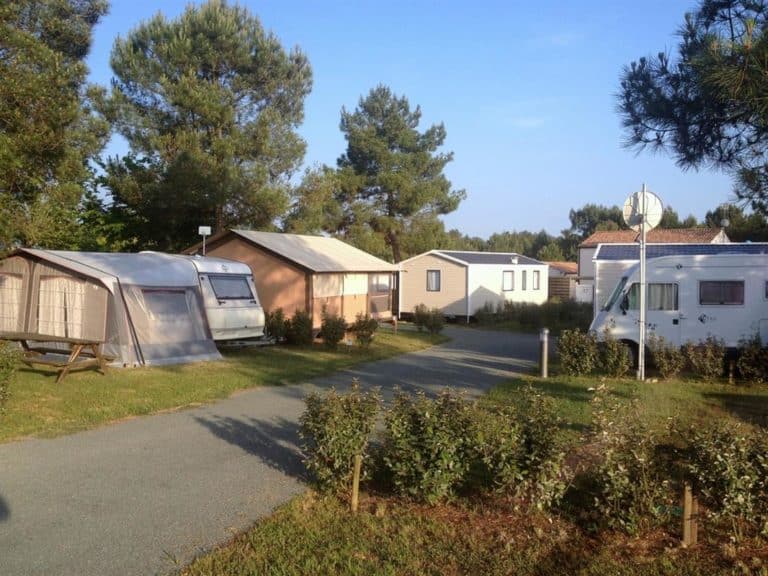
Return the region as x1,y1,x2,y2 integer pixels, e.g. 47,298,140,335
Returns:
351,454,362,513
539,328,549,379
682,481,698,547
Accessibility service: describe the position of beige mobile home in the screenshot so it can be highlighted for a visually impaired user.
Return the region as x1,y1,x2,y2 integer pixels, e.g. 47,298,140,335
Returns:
186,230,396,328
399,250,549,321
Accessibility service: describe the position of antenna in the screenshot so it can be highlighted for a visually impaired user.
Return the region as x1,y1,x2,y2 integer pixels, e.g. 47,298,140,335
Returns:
622,184,664,382
198,225,212,256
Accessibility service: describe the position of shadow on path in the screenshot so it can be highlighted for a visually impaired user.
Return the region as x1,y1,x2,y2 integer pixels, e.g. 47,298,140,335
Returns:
195,415,306,481
0,495,9,523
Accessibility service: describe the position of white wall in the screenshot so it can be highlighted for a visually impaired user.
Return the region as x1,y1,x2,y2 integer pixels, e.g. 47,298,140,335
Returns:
578,246,597,283
467,264,549,314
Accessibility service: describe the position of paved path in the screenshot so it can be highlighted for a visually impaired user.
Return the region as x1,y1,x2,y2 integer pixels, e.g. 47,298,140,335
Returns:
0,327,539,576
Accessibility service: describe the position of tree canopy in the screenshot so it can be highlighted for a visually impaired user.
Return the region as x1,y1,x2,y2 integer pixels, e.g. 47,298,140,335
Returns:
332,85,465,262
102,0,312,250
619,0,768,215
0,0,108,250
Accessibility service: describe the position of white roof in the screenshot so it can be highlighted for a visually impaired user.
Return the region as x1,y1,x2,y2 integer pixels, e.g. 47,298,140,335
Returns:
174,254,252,275
21,249,203,288
231,230,396,272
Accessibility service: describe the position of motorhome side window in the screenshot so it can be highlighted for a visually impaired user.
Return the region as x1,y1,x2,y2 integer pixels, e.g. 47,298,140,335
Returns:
622,283,678,311
427,270,441,292
209,275,254,300
699,280,744,305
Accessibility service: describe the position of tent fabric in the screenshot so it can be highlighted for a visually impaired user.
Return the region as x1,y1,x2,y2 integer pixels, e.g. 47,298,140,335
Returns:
0,249,222,367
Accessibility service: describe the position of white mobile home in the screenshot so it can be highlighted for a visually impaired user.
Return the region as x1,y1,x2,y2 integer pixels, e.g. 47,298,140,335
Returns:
590,252,768,354
0,250,230,366
398,250,549,321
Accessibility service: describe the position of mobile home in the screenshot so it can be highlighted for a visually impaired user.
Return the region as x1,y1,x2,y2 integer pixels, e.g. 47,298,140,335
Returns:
590,253,768,354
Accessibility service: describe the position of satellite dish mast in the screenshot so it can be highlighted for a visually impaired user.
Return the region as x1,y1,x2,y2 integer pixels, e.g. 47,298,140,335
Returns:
622,184,663,381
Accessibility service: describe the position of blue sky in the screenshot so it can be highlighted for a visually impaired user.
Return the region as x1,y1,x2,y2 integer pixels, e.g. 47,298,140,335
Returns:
86,0,734,238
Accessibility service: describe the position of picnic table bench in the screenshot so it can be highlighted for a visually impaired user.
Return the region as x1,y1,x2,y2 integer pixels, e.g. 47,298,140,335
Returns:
1,332,111,383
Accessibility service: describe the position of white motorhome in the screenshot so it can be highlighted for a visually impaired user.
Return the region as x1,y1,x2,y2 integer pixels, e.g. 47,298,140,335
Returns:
590,253,768,354
180,255,266,341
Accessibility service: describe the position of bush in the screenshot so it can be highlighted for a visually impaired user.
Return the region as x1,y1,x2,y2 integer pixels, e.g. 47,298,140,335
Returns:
683,336,726,381
299,381,381,492
0,340,19,414
736,334,768,384
686,422,768,539
467,404,524,493
320,307,346,350
648,334,686,380
351,313,378,348
286,309,314,345
264,308,287,342
423,307,445,334
382,389,473,504
589,386,673,533
599,328,631,378
412,304,429,332
557,329,598,376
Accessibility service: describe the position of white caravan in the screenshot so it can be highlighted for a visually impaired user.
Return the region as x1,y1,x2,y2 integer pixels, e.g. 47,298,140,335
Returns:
590,253,768,353
180,255,266,341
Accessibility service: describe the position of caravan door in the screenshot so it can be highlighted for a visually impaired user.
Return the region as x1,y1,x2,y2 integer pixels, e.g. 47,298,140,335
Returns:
621,282,681,345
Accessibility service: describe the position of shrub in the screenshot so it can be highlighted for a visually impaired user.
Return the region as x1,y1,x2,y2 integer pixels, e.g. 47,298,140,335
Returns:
474,302,497,325
320,307,346,350
589,386,673,533
412,304,430,332
264,308,287,342
299,381,381,492
351,313,378,348
0,340,19,414
286,309,314,345
648,334,686,380
382,389,473,504
557,329,598,376
467,404,524,493
736,334,768,384
599,328,631,378
423,307,445,334
685,422,768,539
683,336,726,382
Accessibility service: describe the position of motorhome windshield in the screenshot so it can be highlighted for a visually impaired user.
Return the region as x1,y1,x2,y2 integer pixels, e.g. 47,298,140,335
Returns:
603,277,628,311
209,275,254,300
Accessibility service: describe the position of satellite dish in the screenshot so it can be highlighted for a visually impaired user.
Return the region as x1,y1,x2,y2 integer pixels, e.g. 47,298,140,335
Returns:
622,188,663,232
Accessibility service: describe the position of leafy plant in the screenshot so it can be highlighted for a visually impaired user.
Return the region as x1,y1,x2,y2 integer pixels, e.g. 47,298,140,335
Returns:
736,334,768,384
683,336,726,382
557,329,598,376
589,386,673,533
299,381,381,492
685,422,768,540
286,309,314,345
0,340,19,414
423,308,445,334
413,304,429,332
264,308,287,342
351,313,378,348
467,404,524,493
382,389,473,504
648,334,685,380
599,328,631,378
320,307,346,350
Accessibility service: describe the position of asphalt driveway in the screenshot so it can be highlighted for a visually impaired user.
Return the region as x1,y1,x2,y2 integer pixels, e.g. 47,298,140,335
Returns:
0,327,540,576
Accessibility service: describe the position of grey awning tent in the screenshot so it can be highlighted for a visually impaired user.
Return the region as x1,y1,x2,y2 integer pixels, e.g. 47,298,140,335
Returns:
0,249,221,366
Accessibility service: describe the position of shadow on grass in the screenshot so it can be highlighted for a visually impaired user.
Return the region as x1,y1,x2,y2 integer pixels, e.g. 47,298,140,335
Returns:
702,392,768,428
0,494,9,523
195,415,306,481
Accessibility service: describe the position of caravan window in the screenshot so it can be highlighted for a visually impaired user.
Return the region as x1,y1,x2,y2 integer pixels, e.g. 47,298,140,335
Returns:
427,270,441,292
371,274,391,293
38,276,85,338
209,275,253,300
0,273,22,332
624,283,678,311
699,281,744,305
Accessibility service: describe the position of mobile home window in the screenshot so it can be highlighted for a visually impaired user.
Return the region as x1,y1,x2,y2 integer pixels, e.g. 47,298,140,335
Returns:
699,281,744,305
624,283,678,311
521,270,527,290
533,270,540,290
209,275,253,300
426,270,441,292
502,271,514,291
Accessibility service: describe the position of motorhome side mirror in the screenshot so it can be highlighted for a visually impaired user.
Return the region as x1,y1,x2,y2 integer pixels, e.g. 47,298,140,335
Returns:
619,296,628,315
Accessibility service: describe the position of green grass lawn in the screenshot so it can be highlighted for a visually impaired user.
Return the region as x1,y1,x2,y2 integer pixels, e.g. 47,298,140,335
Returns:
1,328,445,443
179,372,768,576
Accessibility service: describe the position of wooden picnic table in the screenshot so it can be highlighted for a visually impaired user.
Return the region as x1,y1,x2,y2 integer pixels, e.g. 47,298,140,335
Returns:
1,331,110,383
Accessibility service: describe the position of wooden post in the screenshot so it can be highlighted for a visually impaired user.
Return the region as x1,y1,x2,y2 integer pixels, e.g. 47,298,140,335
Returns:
682,482,698,547
351,454,362,513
